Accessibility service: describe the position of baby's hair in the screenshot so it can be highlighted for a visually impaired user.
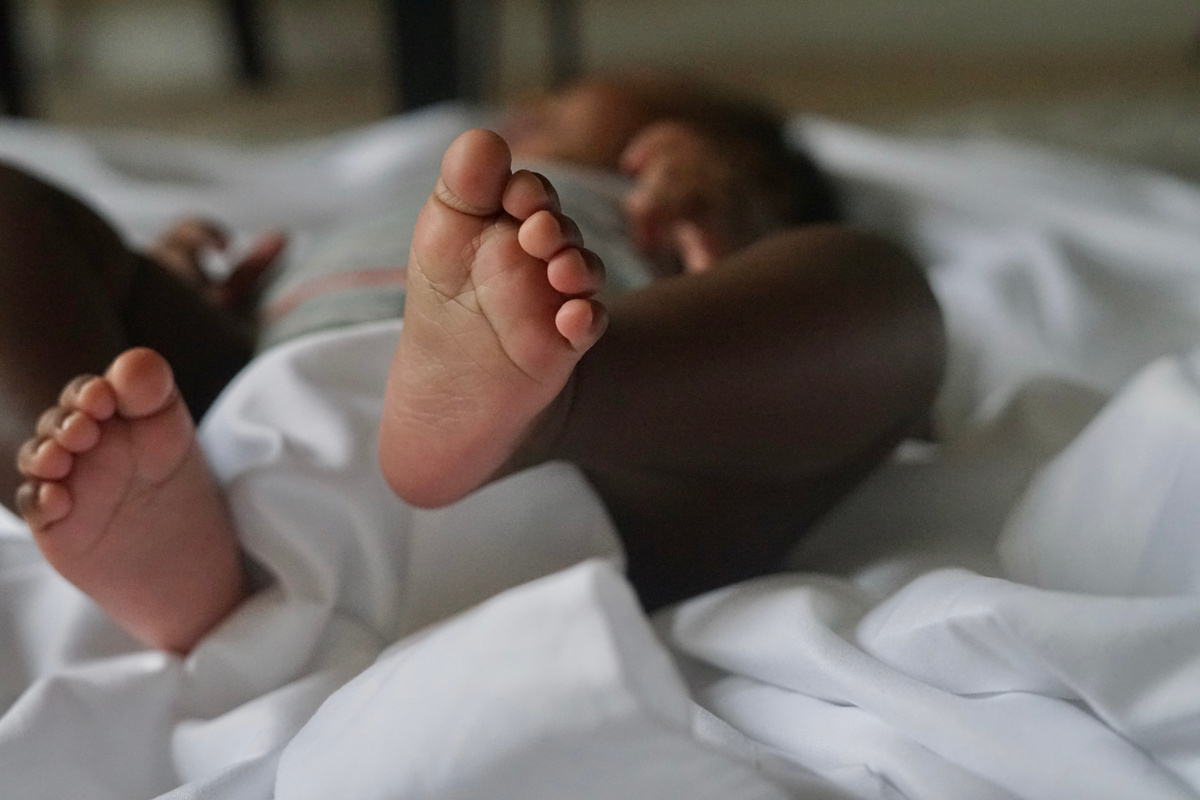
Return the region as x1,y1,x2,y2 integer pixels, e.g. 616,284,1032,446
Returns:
779,144,841,227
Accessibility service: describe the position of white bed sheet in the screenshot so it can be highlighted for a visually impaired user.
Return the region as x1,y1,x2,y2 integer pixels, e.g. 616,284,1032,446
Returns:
1,107,1199,799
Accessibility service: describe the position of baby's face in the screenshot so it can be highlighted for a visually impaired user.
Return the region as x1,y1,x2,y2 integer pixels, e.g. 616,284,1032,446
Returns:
500,79,656,169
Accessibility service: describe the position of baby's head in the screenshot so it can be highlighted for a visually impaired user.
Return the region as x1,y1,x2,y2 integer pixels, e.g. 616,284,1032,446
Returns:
500,69,840,227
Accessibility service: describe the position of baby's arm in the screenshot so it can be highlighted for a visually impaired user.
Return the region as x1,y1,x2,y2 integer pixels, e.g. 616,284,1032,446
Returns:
148,218,286,316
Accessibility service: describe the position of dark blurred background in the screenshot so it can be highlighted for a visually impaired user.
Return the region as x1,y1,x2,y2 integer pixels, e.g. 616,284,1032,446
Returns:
7,0,1200,175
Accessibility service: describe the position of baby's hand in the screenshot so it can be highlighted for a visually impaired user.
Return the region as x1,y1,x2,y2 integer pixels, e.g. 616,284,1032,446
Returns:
147,218,286,315
619,122,741,276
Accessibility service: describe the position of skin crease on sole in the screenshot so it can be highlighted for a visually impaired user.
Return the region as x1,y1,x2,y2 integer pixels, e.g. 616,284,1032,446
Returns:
378,129,608,508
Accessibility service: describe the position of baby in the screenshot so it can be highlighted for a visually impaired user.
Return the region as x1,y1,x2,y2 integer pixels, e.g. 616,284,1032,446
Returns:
147,70,841,326
14,129,608,652
498,70,839,276
10,75,944,654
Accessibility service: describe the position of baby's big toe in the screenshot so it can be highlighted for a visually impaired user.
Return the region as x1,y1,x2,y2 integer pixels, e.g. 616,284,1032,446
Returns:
105,348,178,419
436,129,513,217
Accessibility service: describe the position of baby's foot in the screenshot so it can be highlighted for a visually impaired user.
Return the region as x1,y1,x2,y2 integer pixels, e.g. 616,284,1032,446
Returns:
379,129,607,507
16,348,246,653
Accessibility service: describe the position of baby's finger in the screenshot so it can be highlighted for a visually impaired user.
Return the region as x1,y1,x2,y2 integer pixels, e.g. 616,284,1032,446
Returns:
236,231,287,273
159,218,229,252
618,121,695,175
673,221,723,275
632,144,716,212
146,244,199,281
223,232,287,296
623,169,697,251
150,219,231,283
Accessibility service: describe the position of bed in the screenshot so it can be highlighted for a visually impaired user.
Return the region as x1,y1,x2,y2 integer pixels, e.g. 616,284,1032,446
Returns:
2,103,1200,799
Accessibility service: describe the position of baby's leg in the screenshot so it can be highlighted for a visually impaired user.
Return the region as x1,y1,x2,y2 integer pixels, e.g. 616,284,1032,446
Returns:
16,348,245,653
379,129,606,507
382,130,944,609
0,164,253,513
553,227,945,607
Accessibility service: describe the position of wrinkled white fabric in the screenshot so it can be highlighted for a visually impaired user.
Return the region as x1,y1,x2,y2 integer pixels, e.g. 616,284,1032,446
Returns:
275,561,799,800
798,119,1200,439
0,109,1199,799
1000,351,1200,596
0,314,632,800
656,125,1200,799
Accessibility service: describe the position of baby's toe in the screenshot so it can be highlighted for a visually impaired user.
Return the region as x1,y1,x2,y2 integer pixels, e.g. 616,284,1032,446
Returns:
105,348,177,419
60,374,117,421
35,405,71,439
518,210,583,261
555,298,608,353
34,404,102,455
436,129,512,217
16,480,71,529
54,411,102,453
547,247,605,297
502,170,560,220
17,436,73,481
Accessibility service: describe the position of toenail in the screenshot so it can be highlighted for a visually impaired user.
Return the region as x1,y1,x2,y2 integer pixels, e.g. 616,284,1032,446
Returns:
63,374,96,399
47,409,70,435
528,172,558,206
562,215,582,244
16,437,38,465
14,481,38,516
39,404,67,429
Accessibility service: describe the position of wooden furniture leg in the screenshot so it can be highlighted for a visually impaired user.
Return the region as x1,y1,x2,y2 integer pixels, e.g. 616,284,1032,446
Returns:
224,0,268,85
546,0,580,86
0,0,29,117
388,0,460,110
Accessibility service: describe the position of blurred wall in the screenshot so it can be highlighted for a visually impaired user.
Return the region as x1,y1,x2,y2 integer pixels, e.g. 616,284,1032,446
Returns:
577,0,1196,59
27,0,389,89
23,0,1200,92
